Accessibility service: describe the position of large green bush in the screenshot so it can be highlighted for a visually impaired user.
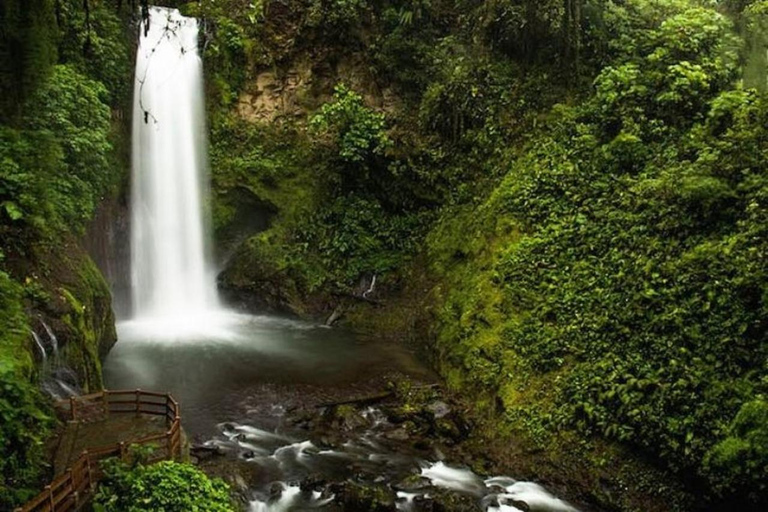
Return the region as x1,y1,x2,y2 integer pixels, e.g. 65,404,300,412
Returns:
94,460,233,512
0,263,51,508
0,64,114,235
704,399,768,501
310,83,391,180
25,64,115,231
0,364,51,507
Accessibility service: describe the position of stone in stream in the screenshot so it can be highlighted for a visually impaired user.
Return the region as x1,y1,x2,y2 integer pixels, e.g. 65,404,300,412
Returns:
418,489,479,512
384,427,410,441
427,400,451,419
329,481,397,511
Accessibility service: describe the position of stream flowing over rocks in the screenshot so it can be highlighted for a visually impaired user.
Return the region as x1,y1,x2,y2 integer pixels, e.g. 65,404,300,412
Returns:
200,406,580,512
191,377,582,512
106,310,586,512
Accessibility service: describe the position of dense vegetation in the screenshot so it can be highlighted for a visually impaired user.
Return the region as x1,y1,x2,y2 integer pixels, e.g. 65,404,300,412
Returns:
429,2,768,503
94,457,233,512
0,0,130,506
1,0,767,510
199,0,768,508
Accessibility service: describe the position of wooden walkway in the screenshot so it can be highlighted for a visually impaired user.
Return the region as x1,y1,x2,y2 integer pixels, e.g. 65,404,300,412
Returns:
16,390,183,512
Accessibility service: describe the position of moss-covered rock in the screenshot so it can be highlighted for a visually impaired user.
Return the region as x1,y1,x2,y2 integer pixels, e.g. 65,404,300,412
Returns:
53,251,116,391
9,237,117,392
329,482,396,511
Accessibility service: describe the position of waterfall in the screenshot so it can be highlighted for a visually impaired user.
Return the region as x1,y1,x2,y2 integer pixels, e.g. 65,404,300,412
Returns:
33,321,81,399
130,6,218,323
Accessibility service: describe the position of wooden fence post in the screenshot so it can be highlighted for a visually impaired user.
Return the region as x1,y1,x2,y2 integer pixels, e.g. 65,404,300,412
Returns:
70,396,77,421
135,389,141,417
46,484,53,510
83,450,91,490
103,390,110,419
119,442,126,461
68,468,77,507
166,427,173,459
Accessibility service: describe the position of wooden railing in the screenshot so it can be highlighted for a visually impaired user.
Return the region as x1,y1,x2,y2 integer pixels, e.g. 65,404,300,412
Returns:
15,390,182,512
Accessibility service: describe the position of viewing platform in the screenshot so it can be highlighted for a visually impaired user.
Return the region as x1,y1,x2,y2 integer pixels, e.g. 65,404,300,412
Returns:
16,390,185,512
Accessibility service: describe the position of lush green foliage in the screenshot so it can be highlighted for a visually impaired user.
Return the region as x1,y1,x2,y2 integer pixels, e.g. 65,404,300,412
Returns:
22,64,114,231
704,399,768,501
0,261,51,506
426,0,768,505
94,459,233,512
1,1,125,235
57,0,132,106
0,0,58,120
0,362,52,506
311,84,390,170
0,1,129,508
198,0,767,507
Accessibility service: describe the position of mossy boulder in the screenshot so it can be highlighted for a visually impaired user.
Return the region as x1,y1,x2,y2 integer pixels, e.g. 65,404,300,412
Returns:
328,482,396,511
7,236,117,392
48,244,116,391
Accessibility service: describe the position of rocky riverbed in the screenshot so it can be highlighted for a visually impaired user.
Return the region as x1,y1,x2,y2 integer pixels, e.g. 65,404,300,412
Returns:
192,376,584,512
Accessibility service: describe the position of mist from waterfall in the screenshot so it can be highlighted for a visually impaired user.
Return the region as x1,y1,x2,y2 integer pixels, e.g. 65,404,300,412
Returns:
130,6,219,330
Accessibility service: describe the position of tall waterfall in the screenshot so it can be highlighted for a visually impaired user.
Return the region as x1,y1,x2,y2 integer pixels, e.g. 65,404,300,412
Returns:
130,6,218,322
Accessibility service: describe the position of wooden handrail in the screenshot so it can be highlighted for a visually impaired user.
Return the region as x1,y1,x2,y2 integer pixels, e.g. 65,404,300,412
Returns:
15,390,182,512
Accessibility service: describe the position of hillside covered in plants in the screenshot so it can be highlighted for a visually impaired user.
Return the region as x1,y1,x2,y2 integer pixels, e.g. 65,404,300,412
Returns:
1,0,767,511
201,0,768,508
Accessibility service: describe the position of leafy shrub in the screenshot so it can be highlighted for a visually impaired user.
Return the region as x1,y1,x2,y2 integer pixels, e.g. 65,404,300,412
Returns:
0,126,61,229
0,305,52,508
307,0,369,29
1,64,113,234
297,195,426,286
23,64,115,232
56,0,131,106
310,83,390,174
703,400,768,500
94,460,233,512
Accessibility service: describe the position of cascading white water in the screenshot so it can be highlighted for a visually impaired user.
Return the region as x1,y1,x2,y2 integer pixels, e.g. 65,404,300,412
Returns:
131,6,218,323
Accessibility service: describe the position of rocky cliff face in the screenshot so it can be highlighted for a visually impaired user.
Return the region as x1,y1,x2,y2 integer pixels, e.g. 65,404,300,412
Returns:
9,236,117,393
234,55,397,123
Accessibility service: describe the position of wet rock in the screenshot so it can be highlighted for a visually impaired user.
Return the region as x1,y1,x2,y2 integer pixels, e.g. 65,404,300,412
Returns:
427,401,451,419
329,404,370,431
382,405,410,424
233,474,249,493
300,474,327,492
269,481,284,498
481,493,531,512
420,488,479,512
329,482,397,511
190,444,223,461
434,418,463,445
413,439,433,451
384,427,409,441
287,410,315,429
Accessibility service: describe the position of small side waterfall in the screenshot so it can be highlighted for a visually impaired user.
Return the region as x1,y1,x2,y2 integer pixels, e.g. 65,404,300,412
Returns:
33,321,81,399
130,6,218,323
